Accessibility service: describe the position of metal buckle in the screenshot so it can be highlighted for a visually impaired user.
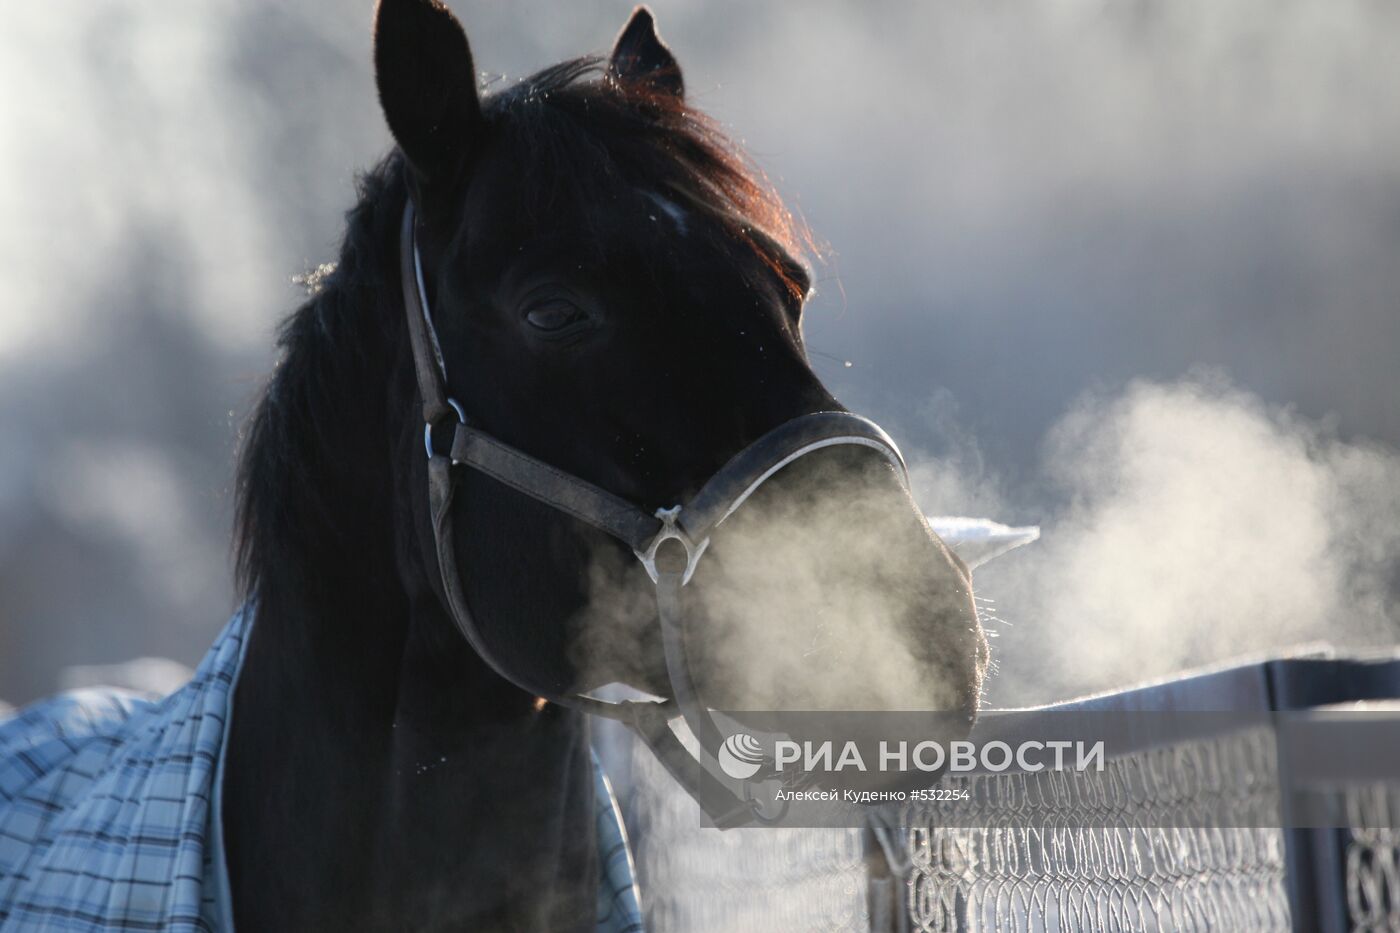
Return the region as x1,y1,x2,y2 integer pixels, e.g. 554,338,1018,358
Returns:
634,505,709,585
743,779,791,825
423,398,467,459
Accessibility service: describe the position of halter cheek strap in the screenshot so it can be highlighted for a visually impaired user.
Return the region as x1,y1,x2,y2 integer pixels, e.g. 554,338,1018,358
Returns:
398,201,911,826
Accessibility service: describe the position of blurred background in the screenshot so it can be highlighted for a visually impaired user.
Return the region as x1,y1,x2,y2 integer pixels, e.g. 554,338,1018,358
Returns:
2,0,1397,710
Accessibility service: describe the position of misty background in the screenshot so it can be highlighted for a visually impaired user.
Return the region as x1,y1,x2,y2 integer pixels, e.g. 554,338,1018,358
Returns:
2,0,1398,708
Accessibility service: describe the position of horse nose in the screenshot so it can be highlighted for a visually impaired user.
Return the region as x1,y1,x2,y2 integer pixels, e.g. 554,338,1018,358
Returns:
682,443,986,717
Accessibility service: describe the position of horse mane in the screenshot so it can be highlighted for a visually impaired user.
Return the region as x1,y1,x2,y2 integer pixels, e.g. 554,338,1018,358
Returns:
233,57,811,599
233,155,409,599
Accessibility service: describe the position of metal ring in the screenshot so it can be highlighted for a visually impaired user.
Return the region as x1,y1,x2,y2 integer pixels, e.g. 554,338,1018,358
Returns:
743,782,790,824
423,398,467,459
633,506,710,585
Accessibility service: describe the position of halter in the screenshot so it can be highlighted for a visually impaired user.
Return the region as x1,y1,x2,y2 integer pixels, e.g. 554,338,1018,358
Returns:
399,202,911,826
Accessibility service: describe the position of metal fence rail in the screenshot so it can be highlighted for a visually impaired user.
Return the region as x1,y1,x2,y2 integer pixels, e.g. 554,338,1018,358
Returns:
602,649,1400,932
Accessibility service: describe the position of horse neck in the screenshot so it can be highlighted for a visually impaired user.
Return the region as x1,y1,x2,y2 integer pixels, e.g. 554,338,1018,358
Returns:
227,520,597,928
229,170,525,728
223,227,598,928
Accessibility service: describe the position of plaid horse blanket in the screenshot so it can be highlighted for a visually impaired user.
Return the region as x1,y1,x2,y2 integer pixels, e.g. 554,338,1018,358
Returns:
0,607,643,931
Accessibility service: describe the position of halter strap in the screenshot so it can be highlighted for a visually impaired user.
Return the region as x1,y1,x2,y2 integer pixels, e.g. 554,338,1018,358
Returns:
399,204,453,426
678,412,906,540
449,424,663,551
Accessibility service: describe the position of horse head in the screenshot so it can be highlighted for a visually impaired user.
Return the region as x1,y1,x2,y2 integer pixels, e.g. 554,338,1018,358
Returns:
373,0,988,766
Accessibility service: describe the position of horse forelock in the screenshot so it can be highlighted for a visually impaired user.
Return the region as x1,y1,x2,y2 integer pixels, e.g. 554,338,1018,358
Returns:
484,56,814,300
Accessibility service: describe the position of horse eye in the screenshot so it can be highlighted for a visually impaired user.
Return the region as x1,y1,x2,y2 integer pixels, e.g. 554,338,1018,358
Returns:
524,301,587,333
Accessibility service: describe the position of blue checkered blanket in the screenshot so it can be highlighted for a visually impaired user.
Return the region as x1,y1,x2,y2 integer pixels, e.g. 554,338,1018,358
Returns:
0,606,643,931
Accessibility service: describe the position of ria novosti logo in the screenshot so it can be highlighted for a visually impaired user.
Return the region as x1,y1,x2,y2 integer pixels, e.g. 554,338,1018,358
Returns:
716,730,1106,780
718,732,765,779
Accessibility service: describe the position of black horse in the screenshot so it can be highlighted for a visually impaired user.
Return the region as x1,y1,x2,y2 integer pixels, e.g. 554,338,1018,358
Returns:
223,1,986,929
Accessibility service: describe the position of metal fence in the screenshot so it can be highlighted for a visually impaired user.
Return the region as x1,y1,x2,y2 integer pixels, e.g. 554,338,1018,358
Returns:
601,649,1400,932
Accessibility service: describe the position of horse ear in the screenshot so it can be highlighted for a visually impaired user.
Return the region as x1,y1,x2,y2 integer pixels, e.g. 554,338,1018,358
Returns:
374,0,482,196
609,6,684,99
